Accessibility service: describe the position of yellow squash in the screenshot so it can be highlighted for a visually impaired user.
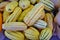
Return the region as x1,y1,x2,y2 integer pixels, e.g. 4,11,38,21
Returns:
6,7,22,23
6,1,18,12
39,28,52,40
24,3,44,26
2,22,27,31
3,9,10,23
17,5,34,22
19,0,30,10
24,27,39,40
40,0,54,11
5,31,24,40
44,13,53,30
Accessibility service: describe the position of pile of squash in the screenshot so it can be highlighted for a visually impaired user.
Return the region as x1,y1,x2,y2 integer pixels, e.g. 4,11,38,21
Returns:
0,0,60,40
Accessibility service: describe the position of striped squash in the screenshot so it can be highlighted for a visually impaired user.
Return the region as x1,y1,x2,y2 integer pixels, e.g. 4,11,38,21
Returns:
40,0,54,11
39,28,52,40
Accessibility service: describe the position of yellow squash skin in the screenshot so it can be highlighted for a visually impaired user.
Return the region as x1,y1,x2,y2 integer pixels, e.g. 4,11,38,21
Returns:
5,7,22,23
3,9,10,23
39,28,52,40
6,1,18,12
24,27,39,40
44,13,53,30
40,0,54,11
37,0,40,3
39,9,45,19
24,3,44,26
17,5,34,22
19,0,30,10
2,22,27,31
29,0,37,4
5,31,24,40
